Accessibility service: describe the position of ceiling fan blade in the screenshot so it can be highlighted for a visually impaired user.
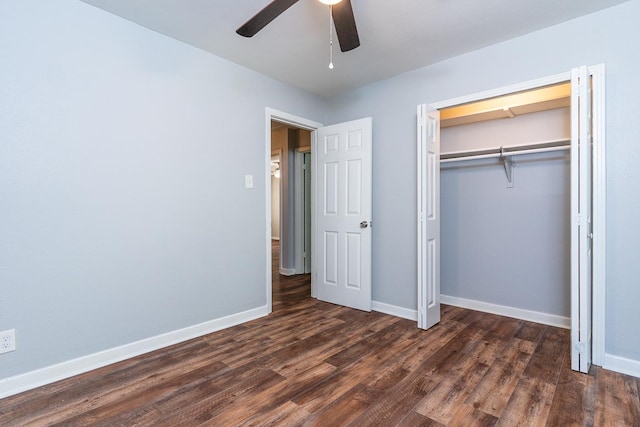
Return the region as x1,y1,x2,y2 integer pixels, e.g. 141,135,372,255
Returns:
332,0,360,52
237,0,300,38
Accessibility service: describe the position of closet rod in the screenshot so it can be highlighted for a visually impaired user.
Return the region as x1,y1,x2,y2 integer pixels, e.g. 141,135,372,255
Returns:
441,138,570,163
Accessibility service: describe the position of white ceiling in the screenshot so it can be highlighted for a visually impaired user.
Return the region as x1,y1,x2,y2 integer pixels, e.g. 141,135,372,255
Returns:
80,0,628,97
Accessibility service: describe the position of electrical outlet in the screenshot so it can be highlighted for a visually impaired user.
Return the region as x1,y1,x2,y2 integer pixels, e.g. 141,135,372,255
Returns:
0,329,16,354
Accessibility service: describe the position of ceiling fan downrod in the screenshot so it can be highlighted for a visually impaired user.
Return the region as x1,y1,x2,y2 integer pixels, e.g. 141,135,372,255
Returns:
329,5,334,69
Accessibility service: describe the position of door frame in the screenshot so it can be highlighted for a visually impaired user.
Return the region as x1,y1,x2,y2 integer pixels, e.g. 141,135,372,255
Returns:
265,108,322,312
423,64,606,366
271,151,282,243
294,148,312,275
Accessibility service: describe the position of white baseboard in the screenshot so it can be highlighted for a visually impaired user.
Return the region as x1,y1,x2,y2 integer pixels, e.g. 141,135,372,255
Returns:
440,295,570,329
279,267,297,276
372,301,418,321
0,305,269,400
604,353,640,379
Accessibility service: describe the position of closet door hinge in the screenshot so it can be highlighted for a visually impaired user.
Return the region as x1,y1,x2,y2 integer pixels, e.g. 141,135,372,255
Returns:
575,215,586,226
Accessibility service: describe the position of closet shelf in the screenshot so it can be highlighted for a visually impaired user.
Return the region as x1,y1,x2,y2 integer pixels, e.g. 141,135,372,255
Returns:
441,138,570,188
440,82,571,128
440,138,570,163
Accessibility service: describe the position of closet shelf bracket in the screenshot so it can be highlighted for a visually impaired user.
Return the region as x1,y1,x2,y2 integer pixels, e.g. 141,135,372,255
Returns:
501,147,515,188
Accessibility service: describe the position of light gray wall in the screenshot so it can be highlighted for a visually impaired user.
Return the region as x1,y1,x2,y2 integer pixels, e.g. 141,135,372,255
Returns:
326,0,640,362
3,0,640,384
441,108,570,316
0,0,327,379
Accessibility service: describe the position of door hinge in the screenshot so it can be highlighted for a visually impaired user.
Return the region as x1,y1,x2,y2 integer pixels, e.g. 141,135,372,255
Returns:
574,341,586,355
420,212,425,222
575,215,586,226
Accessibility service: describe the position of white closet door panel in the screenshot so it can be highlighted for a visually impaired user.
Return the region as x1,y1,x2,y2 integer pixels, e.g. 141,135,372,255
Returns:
417,104,441,330
571,65,593,373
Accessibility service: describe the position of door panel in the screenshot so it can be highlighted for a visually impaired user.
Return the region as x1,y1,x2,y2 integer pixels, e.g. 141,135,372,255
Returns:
417,105,441,330
324,231,339,286
315,118,372,311
571,65,593,373
324,162,339,215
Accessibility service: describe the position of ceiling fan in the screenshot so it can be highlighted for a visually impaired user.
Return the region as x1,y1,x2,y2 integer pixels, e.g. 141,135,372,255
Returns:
236,0,360,53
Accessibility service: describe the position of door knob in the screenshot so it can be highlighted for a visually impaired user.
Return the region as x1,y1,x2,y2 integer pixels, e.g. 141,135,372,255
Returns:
360,221,369,229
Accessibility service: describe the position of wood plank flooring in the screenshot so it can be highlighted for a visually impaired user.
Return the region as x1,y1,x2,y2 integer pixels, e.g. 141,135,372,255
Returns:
1,241,639,426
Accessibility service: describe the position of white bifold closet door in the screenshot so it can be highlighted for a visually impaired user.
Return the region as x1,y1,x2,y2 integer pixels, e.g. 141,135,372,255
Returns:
571,65,593,373
417,105,441,330
418,65,595,374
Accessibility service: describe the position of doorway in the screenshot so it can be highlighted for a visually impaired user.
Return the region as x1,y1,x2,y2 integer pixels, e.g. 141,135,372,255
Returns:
270,121,312,276
265,109,374,313
265,109,322,312
440,82,572,329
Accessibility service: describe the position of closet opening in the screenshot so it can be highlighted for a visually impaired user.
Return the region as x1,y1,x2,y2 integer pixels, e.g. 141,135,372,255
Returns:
417,65,606,374
439,82,572,331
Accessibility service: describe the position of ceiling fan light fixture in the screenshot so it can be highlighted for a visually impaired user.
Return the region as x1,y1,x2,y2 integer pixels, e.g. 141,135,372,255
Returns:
237,0,360,52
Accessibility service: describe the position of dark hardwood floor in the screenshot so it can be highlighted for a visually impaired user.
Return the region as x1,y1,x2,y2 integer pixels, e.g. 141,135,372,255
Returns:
1,241,639,426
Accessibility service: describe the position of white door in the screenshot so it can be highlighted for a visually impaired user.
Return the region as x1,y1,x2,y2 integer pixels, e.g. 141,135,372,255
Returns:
571,65,593,373
315,118,372,311
417,105,441,330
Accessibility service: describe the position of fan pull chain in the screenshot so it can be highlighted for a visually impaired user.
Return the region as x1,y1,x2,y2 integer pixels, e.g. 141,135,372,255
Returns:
329,5,334,69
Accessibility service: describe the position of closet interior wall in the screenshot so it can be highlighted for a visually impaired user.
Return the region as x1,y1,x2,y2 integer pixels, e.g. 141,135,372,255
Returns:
441,107,571,319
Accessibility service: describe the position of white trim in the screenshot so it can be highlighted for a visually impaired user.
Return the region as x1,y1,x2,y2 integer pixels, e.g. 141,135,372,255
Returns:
310,131,318,298
604,354,640,379
273,148,284,272
430,71,571,110
279,267,297,276
372,301,418,321
265,109,322,313
417,104,426,329
266,108,323,132
441,295,570,329
0,305,269,399
294,149,303,274
294,148,311,275
589,64,606,366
